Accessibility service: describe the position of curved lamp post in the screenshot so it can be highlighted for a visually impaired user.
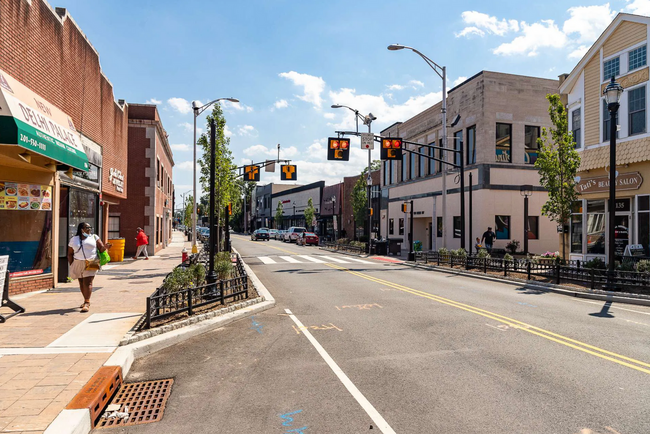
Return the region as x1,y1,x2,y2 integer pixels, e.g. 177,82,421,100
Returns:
190,97,239,253
602,77,624,289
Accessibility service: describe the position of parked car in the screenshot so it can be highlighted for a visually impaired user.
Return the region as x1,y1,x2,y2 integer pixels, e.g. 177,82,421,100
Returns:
297,232,319,246
198,227,210,242
251,229,270,241
269,229,279,240
283,227,306,243
274,230,285,240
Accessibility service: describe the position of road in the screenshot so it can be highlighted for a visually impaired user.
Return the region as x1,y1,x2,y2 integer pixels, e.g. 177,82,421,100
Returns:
98,235,650,434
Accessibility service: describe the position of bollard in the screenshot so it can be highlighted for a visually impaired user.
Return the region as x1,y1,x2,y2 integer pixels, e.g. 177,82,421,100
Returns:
527,261,531,280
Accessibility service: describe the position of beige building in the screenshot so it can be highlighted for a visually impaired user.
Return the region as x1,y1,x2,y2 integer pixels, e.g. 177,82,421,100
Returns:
560,13,650,262
380,71,560,255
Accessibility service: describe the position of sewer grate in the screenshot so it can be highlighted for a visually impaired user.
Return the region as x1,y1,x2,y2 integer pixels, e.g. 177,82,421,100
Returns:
95,379,174,428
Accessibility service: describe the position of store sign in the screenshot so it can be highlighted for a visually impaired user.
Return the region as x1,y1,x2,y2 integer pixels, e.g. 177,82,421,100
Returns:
0,180,52,210
575,172,643,194
108,168,124,193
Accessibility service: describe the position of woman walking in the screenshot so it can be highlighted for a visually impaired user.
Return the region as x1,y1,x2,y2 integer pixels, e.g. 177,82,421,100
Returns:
67,222,111,312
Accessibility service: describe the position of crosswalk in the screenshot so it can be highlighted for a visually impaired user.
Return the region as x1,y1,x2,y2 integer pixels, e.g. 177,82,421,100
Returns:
255,255,374,265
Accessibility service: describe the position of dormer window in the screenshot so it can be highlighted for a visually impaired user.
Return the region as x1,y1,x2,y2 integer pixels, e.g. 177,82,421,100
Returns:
603,57,620,80
629,45,647,71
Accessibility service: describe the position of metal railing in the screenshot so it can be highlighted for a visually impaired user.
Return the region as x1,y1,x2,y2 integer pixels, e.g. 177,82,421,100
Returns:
322,242,365,254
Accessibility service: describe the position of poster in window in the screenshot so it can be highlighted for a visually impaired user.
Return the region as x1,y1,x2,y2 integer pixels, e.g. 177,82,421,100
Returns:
0,181,51,211
495,215,510,239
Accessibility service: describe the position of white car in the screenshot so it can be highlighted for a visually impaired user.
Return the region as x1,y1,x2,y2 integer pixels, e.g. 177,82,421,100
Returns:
283,227,306,243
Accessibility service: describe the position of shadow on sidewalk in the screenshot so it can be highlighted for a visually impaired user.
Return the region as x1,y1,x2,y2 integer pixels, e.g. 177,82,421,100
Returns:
20,307,80,316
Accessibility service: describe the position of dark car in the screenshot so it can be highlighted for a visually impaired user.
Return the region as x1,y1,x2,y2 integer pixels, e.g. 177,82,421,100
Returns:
297,232,319,246
251,229,270,241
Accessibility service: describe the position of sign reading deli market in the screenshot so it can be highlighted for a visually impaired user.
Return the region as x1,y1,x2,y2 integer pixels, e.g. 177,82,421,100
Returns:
576,172,643,194
0,69,89,171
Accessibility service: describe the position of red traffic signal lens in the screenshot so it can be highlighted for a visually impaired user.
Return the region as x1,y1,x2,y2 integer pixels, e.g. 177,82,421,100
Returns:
331,140,339,149
392,139,402,148
340,140,349,149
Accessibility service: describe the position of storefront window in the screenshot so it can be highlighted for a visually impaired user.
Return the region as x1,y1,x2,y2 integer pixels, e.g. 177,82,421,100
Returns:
527,216,539,239
495,215,510,239
638,196,650,256
571,200,584,254
68,189,98,243
586,200,605,254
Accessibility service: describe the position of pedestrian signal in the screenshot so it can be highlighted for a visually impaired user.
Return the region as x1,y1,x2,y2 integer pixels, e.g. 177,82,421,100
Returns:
327,138,350,161
244,165,260,181
281,164,297,180
381,138,402,160
401,203,407,213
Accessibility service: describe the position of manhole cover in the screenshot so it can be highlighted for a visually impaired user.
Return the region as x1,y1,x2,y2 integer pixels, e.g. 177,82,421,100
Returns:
95,379,174,428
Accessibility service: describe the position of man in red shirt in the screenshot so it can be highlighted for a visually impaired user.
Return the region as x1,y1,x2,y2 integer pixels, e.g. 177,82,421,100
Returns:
133,227,149,260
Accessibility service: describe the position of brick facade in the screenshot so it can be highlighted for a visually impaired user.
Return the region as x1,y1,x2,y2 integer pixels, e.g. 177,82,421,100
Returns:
341,170,380,240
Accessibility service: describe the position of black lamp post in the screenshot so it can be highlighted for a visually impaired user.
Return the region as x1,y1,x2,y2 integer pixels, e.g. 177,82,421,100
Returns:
206,119,217,284
603,76,624,290
520,185,533,256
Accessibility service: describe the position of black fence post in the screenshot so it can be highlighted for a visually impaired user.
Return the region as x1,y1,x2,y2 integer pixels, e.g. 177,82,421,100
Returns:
146,297,151,329
590,269,595,290
483,257,487,274
437,254,440,266
450,255,454,269
187,288,193,316
555,263,561,285
503,259,507,277
220,280,225,305
527,261,531,280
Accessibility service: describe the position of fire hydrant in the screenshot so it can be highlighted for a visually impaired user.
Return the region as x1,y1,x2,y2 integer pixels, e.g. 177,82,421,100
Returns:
182,247,188,263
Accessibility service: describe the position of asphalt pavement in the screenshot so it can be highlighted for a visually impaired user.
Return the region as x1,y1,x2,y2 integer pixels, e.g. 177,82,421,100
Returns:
96,235,650,434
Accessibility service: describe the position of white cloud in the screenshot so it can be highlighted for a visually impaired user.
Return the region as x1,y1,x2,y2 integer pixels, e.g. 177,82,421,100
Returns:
171,144,191,151
386,80,425,91
146,98,162,105
452,76,468,87
563,4,615,44
222,100,254,113
279,71,326,109
568,45,589,60
323,113,336,119
243,144,299,159
238,125,258,137
224,125,233,137
626,0,650,15
387,84,405,90
456,11,519,37
274,99,289,109
176,161,197,171
167,97,191,114
409,80,424,88
179,122,203,135
493,20,567,57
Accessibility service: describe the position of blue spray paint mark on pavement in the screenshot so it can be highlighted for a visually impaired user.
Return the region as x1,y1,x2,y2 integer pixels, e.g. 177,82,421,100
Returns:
517,301,537,308
251,316,263,334
279,410,307,432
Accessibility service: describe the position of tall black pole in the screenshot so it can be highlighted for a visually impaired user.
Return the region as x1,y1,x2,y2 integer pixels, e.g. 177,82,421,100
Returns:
408,200,415,261
605,102,619,289
469,172,473,255
225,205,231,252
206,119,217,284
523,195,529,256
460,142,465,252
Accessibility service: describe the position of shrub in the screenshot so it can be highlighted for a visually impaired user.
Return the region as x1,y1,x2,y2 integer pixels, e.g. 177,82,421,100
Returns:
336,238,350,245
616,261,635,272
189,263,206,287
503,253,514,262
477,249,491,259
451,248,467,258
637,260,650,273
161,267,195,293
505,240,520,254
584,257,606,270
215,252,234,280
438,247,449,256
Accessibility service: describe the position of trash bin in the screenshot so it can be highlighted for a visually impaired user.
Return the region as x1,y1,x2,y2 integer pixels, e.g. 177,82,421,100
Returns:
374,240,388,255
388,239,402,256
107,238,125,262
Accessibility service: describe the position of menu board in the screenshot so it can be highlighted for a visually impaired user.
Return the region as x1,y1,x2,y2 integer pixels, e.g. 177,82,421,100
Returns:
0,181,52,211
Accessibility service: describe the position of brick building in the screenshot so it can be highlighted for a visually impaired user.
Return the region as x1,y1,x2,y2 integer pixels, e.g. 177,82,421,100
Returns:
0,0,128,293
111,104,174,256
340,170,380,241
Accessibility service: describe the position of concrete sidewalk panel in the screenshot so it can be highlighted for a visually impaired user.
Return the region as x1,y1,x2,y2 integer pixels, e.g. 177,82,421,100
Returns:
44,409,91,434
47,313,142,348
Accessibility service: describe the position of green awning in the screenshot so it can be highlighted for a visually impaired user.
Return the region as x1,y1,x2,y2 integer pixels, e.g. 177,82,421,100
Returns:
0,69,89,171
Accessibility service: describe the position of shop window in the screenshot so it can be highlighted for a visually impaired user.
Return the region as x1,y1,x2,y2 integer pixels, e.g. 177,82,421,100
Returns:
496,123,511,163
629,86,646,136
419,146,425,177
603,56,619,80
401,152,408,182
108,216,120,239
495,215,510,239
639,196,650,256
428,143,436,174
74,164,100,183
437,216,443,238
572,108,581,149
389,218,394,235
586,200,605,254
629,45,646,71
527,216,539,240
524,126,540,164
453,131,462,167
410,149,417,179
453,216,461,238
399,218,404,235
466,126,476,165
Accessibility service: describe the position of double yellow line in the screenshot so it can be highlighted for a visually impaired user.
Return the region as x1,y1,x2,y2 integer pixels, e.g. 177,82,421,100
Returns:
326,263,650,376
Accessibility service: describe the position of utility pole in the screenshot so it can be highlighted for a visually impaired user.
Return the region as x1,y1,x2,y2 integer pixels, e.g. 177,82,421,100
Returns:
206,119,217,284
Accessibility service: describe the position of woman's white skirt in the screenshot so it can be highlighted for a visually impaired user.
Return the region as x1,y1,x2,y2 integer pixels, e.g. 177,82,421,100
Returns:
68,259,98,280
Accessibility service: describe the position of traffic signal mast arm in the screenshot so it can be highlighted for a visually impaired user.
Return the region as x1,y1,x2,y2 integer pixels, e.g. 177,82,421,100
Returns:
234,159,293,179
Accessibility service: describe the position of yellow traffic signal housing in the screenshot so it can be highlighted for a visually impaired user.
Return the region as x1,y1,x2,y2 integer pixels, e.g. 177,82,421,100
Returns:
381,138,402,160
401,203,407,213
281,164,297,180
327,138,350,161
244,165,260,181
228,203,232,215
369,207,373,216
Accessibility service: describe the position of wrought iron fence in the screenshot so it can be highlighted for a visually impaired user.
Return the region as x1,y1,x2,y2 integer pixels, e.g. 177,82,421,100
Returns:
323,242,365,255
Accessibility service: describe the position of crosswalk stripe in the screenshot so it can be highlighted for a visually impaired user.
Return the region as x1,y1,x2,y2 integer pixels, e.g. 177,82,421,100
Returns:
258,256,277,264
344,257,374,264
298,255,326,263
319,256,350,264
279,256,302,263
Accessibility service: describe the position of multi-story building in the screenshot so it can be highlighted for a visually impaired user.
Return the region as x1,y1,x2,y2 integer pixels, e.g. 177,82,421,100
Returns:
111,104,174,256
560,13,650,262
380,71,559,256
271,181,324,230
251,183,300,230
341,171,381,241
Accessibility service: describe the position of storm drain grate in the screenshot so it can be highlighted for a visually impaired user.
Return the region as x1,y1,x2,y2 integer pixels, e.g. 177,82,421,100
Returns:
95,378,174,428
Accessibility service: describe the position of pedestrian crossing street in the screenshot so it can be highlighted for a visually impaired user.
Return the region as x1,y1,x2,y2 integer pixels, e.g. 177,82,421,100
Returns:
255,254,374,265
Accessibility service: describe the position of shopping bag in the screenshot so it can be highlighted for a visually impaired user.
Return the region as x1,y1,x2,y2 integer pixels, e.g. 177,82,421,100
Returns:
99,250,111,266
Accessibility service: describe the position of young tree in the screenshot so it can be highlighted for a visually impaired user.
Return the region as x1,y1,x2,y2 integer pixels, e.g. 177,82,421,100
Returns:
351,160,381,240
183,196,194,228
535,94,581,260
275,202,284,229
304,197,315,231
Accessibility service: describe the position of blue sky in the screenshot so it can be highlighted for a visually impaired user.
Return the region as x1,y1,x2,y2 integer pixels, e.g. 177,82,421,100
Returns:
53,0,650,206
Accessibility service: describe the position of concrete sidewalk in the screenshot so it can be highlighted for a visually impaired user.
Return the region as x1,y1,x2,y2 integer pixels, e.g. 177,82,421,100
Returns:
0,231,188,434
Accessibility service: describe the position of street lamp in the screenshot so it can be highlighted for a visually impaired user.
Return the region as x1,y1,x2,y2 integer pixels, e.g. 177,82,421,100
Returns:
388,44,449,248
191,97,239,254
603,76,624,290
331,104,377,253
520,185,533,256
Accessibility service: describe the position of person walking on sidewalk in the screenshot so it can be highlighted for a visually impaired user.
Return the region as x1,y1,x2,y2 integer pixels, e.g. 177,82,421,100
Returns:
481,226,497,254
133,227,149,260
67,222,111,313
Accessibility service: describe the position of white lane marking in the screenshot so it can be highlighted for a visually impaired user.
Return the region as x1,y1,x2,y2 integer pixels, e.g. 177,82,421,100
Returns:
345,257,374,264
279,256,302,263
574,299,650,316
319,256,350,264
258,256,277,264
298,255,326,263
284,309,396,434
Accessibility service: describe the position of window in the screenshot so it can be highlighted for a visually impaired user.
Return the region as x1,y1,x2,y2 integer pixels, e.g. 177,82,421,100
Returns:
572,108,581,149
390,160,395,184
410,149,417,179
389,218,394,235
453,131,462,167
0,207,53,275
603,100,618,142
401,152,408,182
156,159,160,185
629,86,646,136
570,201,583,254
428,143,436,174
419,146,425,177
639,196,650,256
108,216,120,239
524,126,540,164
466,126,476,165
453,216,461,238
629,45,646,71
603,57,619,80
586,200,605,254
438,138,444,172
437,216,442,237
495,123,511,163
527,216,539,240
495,215,510,239
399,218,404,235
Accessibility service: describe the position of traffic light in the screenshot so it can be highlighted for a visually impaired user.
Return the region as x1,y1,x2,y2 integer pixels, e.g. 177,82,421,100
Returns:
281,164,297,180
368,208,373,216
228,203,232,215
244,165,260,181
381,138,402,160
327,138,350,161
401,203,407,213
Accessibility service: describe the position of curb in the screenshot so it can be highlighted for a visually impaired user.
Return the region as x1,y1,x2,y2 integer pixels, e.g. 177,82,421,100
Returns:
45,252,275,434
